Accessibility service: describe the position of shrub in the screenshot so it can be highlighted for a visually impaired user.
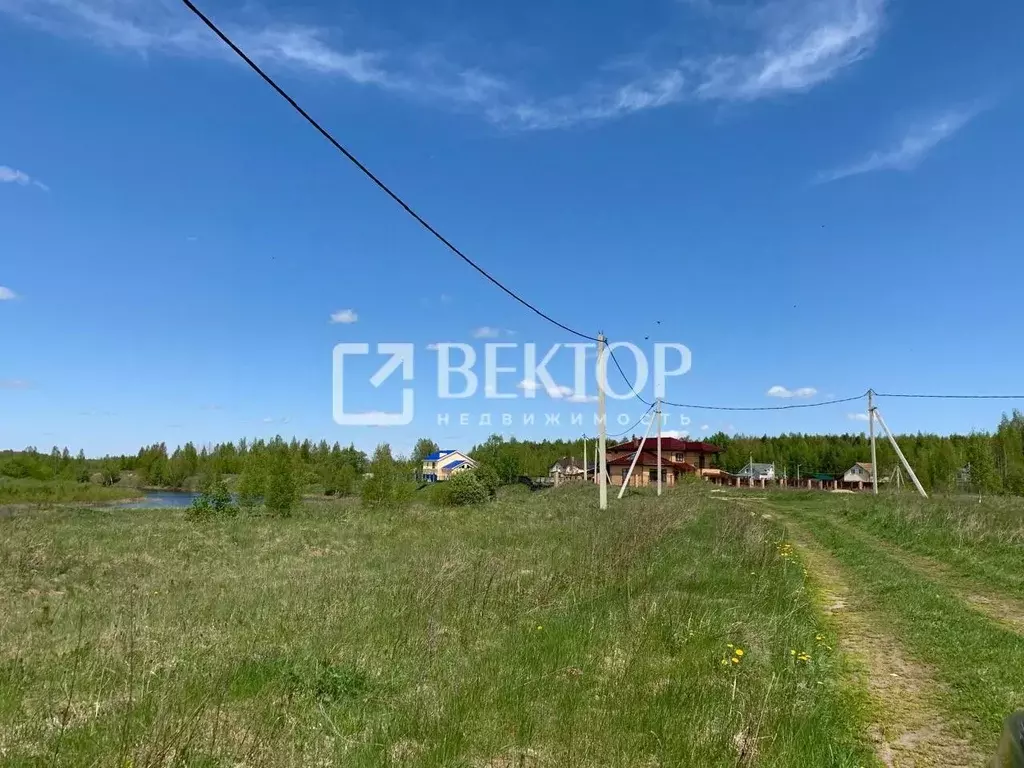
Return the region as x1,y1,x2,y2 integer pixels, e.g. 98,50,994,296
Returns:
187,474,236,520
440,471,490,507
264,447,300,517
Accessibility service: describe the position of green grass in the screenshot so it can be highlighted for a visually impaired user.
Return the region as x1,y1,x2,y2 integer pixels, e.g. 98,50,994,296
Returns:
776,500,1024,748
0,479,140,505
771,491,1024,601
0,487,875,766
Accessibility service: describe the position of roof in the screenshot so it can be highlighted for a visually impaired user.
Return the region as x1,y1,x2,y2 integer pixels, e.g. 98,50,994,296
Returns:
551,456,582,471
739,462,774,473
609,437,721,454
607,452,697,472
446,459,469,469
424,449,457,461
809,473,835,481
853,462,873,471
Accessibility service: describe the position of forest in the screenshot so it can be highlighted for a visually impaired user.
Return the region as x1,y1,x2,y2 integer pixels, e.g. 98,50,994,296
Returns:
2,410,1022,496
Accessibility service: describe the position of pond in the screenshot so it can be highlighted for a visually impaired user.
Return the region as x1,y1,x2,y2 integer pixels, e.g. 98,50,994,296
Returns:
117,490,201,509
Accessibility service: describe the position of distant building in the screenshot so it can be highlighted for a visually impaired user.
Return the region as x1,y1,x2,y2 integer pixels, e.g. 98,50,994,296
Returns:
422,450,478,482
735,461,776,481
841,462,873,486
605,438,722,488
549,457,585,480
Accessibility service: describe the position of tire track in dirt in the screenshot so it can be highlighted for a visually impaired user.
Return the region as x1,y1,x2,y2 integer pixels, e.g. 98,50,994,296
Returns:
772,512,983,767
803,513,1024,636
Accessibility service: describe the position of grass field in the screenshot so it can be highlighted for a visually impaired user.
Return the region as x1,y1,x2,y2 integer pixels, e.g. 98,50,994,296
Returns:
1,486,1020,766
0,479,140,506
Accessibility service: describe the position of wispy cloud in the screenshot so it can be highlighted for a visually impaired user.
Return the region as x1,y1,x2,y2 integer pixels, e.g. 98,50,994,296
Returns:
473,326,515,339
700,424,710,431
662,430,690,439
848,412,871,422
0,286,17,300
767,385,818,398
697,0,885,101
0,165,48,190
0,0,888,131
517,378,580,399
0,378,33,389
329,308,358,324
819,106,985,182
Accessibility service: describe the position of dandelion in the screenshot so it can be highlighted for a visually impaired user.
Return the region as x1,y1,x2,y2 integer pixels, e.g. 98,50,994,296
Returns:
731,657,740,664
720,659,729,666
536,625,543,631
790,649,796,656
727,643,734,648
735,649,744,657
815,634,824,642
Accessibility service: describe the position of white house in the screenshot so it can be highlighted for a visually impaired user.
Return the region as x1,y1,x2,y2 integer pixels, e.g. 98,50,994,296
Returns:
735,461,775,481
842,462,873,487
422,450,478,482
549,457,585,480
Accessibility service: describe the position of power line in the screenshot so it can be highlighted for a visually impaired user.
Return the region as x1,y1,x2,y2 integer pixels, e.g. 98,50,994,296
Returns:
607,403,656,438
606,346,653,407
660,392,868,411
179,0,597,344
876,392,1024,400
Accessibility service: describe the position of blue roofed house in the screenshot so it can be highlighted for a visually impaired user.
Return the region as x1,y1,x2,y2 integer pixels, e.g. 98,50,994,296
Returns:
422,450,478,482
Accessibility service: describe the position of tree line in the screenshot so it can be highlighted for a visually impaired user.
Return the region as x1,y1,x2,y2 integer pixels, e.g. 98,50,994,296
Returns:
3,409,1022,499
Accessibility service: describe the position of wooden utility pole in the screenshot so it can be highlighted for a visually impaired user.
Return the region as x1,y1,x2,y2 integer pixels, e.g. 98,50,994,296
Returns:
618,409,656,499
597,334,608,510
868,389,878,495
582,435,587,486
656,398,662,496
874,408,928,498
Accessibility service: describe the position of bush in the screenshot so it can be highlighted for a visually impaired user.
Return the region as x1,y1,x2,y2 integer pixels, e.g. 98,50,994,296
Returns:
187,474,236,520
437,471,490,507
473,464,500,498
264,447,300,517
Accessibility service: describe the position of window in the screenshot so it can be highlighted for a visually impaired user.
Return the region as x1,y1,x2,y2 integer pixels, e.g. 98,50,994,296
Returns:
621,468,629,479
674,453,684,462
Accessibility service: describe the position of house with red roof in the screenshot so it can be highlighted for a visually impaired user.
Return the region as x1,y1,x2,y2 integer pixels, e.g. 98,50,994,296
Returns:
605,437,722,488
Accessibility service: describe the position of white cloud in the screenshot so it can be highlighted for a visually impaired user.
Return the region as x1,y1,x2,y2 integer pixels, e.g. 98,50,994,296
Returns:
0,0,886,131
697,0,885,101
819,106,984,182
262,417,275,423
473,326,514,339
700,424,710,431
767,385,818,398
848,412,871,422
0,165,47,190
0,378,32,389
329,308,358,324
662,430,690,439
517,379,577,399
0,286,17,300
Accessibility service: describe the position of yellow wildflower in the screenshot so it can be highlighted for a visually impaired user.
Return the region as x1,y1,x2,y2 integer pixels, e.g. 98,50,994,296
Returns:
731,657,739,664
735,649,744,657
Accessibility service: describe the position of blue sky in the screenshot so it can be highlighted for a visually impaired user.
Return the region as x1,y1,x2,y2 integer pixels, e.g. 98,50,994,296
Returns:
2,0,1023,457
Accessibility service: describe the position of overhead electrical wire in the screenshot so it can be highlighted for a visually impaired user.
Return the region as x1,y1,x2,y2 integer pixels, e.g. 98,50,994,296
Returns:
179,0,597,344
180,3,1020,416
875,392,1024,400
659,392,868,411
606,402,656,438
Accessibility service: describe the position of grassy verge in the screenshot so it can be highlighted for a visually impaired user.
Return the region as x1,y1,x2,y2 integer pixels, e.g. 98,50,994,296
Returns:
778,502,1024,750
769,492,1024,601
0,487,875,766
0,479,140,505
